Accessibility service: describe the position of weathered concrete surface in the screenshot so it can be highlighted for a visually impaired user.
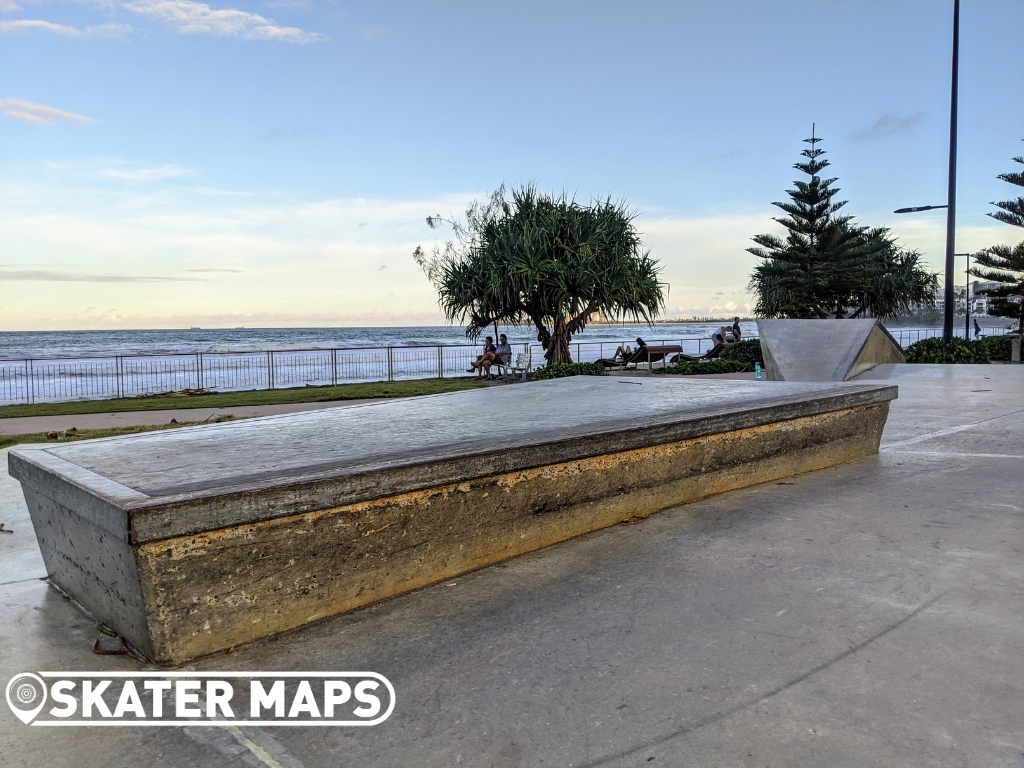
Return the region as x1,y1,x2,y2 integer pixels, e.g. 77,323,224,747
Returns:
8,377,894,663
1,364,1022,766
0,397,383,436
758,318,905,381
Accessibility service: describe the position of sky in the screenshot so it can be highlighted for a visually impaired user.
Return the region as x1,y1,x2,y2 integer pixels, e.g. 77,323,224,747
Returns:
1,0,1022,331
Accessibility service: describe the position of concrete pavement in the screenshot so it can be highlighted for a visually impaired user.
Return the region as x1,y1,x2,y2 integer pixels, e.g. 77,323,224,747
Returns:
0,398,382,436
1,364,1022,766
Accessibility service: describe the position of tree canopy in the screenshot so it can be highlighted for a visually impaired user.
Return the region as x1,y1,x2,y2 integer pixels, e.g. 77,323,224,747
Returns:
748,130,937,320
414,185,666,364
971,141,1024,335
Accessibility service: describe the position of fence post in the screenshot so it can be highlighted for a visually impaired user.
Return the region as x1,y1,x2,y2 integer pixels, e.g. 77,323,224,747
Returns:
198,353,204,391
438,345,443,378
331,349,338,387
268,351,274,389
387,347,394,382
26,359,34,405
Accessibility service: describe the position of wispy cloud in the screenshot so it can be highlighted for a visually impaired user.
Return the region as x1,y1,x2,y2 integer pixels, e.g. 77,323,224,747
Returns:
358,26,386,40
0,98,97,125
0,19,79,35
184,267,243,273
98,163,192,181
0,19,132,38
0,269,205,282
0,0,21,11
123,0,325,42
854,112,926,141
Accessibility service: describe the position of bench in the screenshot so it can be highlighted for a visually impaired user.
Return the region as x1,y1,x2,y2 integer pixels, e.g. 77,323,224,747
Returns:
494,350,532,381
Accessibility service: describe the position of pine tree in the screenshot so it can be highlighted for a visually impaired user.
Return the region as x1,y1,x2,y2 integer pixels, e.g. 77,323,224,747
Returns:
748,129,860,318
971,141,1024,337
749,128,936,319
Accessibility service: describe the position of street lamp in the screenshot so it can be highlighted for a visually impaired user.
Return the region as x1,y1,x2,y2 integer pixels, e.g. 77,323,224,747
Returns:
894,0,960,344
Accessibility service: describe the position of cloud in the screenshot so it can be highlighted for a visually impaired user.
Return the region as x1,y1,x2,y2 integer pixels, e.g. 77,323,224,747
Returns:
85,22,133,38
184,267,243,273
0,269,205,282
0,0,20,11
0,98,97,125
854,112,926,141
0,19,132,38
123,0,326,42
359,26,386,40
98,163,192,181
709,148,745,161
0,19,80,34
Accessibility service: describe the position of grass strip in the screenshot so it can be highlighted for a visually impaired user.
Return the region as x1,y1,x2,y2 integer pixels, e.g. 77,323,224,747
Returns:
0,417,238,451
0,378,485,420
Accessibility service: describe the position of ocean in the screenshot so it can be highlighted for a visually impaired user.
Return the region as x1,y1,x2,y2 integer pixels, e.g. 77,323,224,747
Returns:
0,322,764,360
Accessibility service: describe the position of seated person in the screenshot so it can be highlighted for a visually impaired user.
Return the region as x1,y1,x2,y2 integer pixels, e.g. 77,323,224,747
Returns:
612,343,633,361
493,334,512,365
483,334,512,378
467,336,497,376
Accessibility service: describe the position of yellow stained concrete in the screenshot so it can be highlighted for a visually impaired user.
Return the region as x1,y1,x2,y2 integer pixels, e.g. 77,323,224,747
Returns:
136,402,889,663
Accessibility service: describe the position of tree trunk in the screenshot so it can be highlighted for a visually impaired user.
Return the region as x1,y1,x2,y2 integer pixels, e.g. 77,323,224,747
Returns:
546,316,573,364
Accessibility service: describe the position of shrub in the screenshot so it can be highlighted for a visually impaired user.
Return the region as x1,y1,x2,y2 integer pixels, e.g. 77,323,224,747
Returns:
904,337,990,364
977,334,1015,361
718,339,763,366
531,361,607,380
652,359,752,375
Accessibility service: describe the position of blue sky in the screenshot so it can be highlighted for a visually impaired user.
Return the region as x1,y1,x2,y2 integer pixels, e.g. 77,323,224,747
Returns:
1,0,1022,330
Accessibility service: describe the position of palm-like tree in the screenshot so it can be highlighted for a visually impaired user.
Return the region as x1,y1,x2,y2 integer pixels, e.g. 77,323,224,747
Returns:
414,185,666,364
971,143,1024,336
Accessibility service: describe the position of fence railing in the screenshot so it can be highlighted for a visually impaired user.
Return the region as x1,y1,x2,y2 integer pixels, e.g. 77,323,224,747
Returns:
0,326,1011,406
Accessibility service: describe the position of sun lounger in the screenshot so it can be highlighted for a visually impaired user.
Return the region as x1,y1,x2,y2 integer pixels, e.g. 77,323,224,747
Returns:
668,343,727,364
598,345,682,371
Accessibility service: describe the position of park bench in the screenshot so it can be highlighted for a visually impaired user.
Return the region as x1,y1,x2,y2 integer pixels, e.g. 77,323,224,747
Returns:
495,350,532,381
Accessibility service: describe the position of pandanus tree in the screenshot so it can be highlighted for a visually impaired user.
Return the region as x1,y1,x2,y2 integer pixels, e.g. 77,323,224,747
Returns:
413,184,666,364
971,142,1024,337
749,129,937,319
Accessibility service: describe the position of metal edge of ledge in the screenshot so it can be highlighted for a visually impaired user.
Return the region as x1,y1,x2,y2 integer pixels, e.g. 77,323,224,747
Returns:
122,383,897,543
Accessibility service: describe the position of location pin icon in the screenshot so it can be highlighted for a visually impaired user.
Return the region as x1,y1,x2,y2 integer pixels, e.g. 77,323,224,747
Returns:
6,673,48,724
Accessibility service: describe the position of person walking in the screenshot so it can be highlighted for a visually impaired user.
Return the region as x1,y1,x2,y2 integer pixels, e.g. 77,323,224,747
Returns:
973,318,981,340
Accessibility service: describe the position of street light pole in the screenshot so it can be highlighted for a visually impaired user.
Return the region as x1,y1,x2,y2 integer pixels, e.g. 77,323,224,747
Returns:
943,0,960,344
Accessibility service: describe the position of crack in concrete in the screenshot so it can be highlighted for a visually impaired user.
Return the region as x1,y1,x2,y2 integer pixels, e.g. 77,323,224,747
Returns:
581,592,945,767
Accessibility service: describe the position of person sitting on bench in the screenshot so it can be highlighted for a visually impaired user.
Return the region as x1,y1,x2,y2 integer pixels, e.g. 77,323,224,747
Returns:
467,336,497,377
484,334,512,378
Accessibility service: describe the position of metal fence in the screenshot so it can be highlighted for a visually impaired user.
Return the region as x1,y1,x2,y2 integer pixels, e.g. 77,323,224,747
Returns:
0,326,1012,406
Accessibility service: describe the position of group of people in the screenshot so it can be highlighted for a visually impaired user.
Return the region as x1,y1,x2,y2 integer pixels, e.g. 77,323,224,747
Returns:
471,318,744,376
467,334,512,379
711,317,743,347
609,317,742,363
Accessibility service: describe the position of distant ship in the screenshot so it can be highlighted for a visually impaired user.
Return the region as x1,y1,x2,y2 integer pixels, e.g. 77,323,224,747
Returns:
190,326,201,330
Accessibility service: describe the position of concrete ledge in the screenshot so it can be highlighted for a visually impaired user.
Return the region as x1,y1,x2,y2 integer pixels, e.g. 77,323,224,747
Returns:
9,377,896,663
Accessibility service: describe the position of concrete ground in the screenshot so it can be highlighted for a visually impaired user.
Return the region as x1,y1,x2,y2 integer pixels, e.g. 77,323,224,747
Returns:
1,364,1022,767
0,398,384,436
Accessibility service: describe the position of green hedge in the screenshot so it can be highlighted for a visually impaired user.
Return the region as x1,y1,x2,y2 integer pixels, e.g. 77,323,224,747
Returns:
978,334,1016,361
652,358,752,375
717,339,763,365
531,361,608,380
904,337,990,364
